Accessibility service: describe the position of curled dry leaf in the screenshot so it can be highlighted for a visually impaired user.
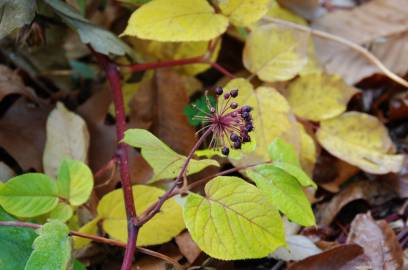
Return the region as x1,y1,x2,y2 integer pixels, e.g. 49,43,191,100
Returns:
317,180,396,225
312,0,408,84
175,231,201,264
347,213,404,270
316,112,404,174
288,244,369,270
0,98,50,171
0,162,14,182
272,234,322,261
43,102,90,178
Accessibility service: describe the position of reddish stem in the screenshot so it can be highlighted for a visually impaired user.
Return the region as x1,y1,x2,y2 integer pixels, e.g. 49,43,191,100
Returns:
92,50,138,270
137,127,214,225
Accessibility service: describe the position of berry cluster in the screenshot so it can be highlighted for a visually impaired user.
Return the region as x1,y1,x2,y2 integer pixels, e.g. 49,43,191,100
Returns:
193,86,254,156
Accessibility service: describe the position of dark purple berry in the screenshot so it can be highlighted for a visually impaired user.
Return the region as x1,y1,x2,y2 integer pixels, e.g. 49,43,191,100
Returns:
233,140,242,149
245,123,253,132
242,106,252,112
215,87,223,95
242,111,250,119
242,134,251,142
230,102,238,109
230,89,239,98
224,93,230,99
230,133,240,142
231,111,238,117
221,146,230,156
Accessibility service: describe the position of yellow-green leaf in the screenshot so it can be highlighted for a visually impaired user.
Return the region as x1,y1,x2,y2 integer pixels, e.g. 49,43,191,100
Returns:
286,73,359,121
316,112,404,174
0,173,58,217
184,176,285,260
248,165,315,226
73,217,100,249
298,123,317,175
123,129,219,182
266,1,307,25
57,159,93,206
98,185,185,246
217,0,270,26
123,0,229,42
243,24,309,82
48,203,73,223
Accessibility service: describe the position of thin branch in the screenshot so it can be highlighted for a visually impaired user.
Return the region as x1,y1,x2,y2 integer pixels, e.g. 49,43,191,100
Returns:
0,221,182,269
95,157,117,179
264,17,408,88
91,49,138,270
137,127,214,226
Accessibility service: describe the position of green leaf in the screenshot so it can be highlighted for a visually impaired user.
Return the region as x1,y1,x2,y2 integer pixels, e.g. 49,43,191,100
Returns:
73,259,86,270
184,95,216,126
57,159,93,206
183,176,285,260
123,129,219,182
69,60,96,80
98,185,185,246
248,165,315,226
0,207,37,270
122,0,229,41
48,203,73,222
268,138,300,166
0,0,36,39
0,173,58,217
272,162,316,188
268,139,316,188
43,0,135,57
24,220,71,270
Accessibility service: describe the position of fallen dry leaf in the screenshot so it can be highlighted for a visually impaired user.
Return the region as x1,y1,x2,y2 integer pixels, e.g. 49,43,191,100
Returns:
347,213,404,270
288,244,369,270
175,231,201,264
0,65,35,102
130,69,198,155
317,180,396,225
0,162,14,182
272,234,322,261
312,0,408,84
0,98,50,171
43,102,90,178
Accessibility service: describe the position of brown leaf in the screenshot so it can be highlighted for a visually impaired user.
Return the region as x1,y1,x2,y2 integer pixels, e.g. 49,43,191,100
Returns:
312,0,408,84
0,98,50,171
278,0,321,20
0,65,35,102
175,231,201,264
317,180,396,225
347,213,404,270
130,69,198,155
288,244,369,270
320,159,360,193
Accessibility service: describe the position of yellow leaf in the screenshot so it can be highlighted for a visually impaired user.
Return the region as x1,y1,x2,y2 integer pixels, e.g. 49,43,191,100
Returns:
217,0,270,27
243,24,309,82
266,1,307,25
98,185,185,246
130,39,221,76
221,78,302,167
286,73,359,121
73,217,101,249
316,112,404,174
298,123,316,175
123,0,229,42
43,102,90,178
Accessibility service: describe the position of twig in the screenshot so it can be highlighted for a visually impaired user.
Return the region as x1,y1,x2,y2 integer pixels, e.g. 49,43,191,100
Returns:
264,17,408,88
95,157,117,179
0,221,182,268
91,49,138,270
137,127,214,226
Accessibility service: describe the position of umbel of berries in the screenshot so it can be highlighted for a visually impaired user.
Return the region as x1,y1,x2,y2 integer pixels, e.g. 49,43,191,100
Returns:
192,86,254,156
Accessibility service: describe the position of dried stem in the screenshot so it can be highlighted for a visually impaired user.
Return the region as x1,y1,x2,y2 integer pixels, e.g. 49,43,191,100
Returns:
137,127,214,225
0,221,182,268
91,50,138,270
264,17,408,88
